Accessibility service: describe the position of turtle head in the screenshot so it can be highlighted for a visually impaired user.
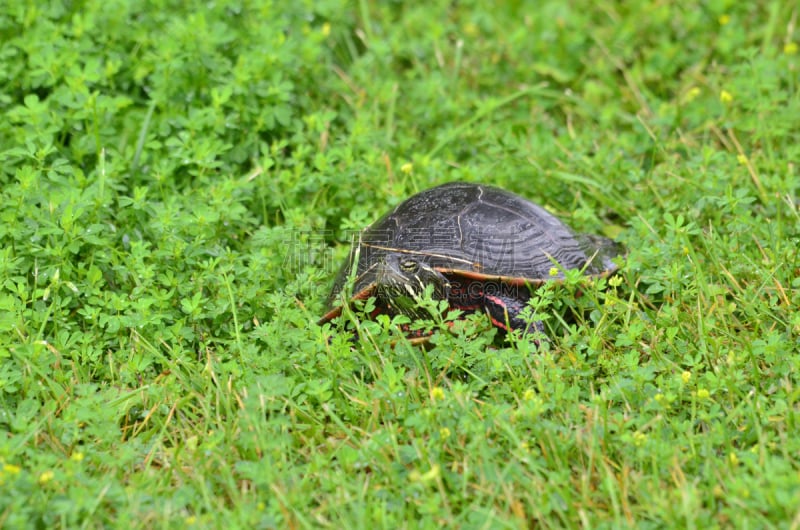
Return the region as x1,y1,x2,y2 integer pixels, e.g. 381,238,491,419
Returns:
376,254,450,319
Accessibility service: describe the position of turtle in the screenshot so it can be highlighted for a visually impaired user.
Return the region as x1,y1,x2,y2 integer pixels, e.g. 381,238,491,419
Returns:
318,181,623,340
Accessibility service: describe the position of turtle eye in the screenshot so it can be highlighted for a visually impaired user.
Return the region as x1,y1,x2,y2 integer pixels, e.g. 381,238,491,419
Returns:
400,259,419,273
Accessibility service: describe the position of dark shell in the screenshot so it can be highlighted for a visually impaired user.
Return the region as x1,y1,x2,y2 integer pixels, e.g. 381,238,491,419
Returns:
320,182,623,323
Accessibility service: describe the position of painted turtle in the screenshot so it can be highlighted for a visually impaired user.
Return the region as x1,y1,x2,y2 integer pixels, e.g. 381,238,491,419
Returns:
319,182,623,339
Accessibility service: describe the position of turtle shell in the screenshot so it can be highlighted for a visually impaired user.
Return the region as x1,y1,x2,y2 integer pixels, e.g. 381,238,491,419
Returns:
319,181,623,326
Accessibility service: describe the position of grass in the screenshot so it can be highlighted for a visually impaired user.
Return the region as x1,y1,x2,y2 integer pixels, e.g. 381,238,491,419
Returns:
1,0,799,527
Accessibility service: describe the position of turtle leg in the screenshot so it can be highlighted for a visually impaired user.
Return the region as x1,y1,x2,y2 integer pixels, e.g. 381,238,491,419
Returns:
482,293,544,338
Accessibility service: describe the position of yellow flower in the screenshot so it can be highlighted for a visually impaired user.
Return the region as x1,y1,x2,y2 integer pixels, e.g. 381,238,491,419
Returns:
321,23,331,37
736,154,748,165
697,388,710,399
729,452,739,465
720,90,733,104
70,452,84,462
548,267,559,277
681,371,692,384
684,87,701,102
785,42,798,55
718,14,730,25
430,387,445,401
633,432,647,446
439,427,451,439
3,463,21,475
38,470,55,484
186,516,197,525
522,389,536,401
400,162,413,174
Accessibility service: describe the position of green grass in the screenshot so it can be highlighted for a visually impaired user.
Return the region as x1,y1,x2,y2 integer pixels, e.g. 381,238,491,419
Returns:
1,0,799,527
